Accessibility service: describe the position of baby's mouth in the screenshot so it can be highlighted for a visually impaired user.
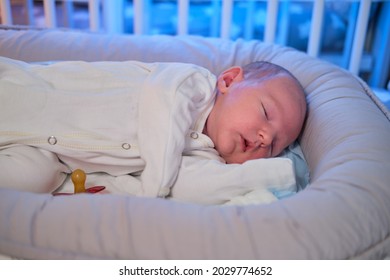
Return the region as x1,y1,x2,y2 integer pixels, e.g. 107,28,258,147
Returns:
241,136,250,152
241,136,258,152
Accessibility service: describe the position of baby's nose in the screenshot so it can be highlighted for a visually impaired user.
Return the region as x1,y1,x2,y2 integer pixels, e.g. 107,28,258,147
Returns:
258,129,274,147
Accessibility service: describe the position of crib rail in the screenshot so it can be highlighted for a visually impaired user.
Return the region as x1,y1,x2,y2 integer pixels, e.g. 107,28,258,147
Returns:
0,0,389,88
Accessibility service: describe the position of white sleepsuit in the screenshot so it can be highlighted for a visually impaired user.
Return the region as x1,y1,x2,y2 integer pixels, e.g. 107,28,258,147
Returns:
0,57,297,204
0,57,219,197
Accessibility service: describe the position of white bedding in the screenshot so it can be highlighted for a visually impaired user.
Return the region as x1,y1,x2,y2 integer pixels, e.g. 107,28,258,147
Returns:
0,56,308,205
55,144,307,205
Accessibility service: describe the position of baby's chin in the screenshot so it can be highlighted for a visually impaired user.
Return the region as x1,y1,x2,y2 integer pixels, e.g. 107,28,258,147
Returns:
223,155,250,164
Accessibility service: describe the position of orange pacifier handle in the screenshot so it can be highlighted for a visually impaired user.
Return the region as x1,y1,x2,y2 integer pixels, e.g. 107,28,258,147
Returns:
53,169,105,196
71,169,87,193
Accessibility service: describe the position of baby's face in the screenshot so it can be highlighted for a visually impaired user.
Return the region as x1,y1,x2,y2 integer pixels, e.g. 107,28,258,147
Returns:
205,75,306,164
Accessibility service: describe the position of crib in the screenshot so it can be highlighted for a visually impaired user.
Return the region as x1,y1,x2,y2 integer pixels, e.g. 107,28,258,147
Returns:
1,0,390,91
0,0,390,259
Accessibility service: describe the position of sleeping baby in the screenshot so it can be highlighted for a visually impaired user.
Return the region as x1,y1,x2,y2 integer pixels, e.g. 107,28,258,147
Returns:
0,57,306,204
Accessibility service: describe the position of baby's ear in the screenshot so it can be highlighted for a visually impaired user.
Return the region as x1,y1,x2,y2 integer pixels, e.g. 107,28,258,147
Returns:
217,66,244,93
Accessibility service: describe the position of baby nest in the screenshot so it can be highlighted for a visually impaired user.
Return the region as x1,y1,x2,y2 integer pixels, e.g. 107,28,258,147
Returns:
0,27,389,259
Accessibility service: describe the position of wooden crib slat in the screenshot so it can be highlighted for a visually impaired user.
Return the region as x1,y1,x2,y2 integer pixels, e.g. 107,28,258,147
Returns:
89,0,100,31
0,0,13,25
133,0,144,34
308,0,325,57
43,0,56,28
264,0,279,44
221,0,233,39
177,0,189,35
349,0,372,74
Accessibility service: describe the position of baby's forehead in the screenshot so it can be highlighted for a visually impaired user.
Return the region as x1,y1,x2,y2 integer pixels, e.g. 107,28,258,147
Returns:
251,75,305,114
250,74,301,95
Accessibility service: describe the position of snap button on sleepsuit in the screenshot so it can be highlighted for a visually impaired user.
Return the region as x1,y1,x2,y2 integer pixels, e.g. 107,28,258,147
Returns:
48,136,57,145
190,132,199,139
122,143,131,150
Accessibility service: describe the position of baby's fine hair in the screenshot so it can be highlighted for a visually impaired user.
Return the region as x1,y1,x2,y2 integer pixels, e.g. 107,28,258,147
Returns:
242,61,304,92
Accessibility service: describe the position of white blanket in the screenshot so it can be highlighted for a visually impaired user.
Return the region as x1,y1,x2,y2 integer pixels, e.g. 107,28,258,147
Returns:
0,57,301,205
56,155,298,205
